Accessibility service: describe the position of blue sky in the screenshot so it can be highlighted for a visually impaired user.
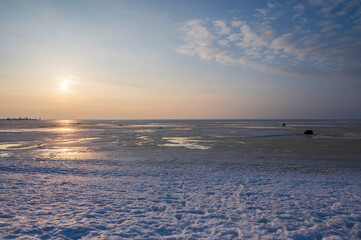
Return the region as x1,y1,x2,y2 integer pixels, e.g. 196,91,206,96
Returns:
0,0,360,119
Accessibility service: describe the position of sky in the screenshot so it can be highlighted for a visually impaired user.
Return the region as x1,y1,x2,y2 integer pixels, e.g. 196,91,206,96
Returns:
0,0,361,119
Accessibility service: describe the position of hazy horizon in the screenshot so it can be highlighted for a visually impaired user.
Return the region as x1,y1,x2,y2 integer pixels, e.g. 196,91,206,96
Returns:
1,0,361,119
16,117,361,120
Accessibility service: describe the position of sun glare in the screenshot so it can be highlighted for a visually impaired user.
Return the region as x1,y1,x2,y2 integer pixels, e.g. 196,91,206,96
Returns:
60,80,69,91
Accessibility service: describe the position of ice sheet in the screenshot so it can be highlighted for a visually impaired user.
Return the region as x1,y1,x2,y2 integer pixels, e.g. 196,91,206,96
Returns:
0,119,360,239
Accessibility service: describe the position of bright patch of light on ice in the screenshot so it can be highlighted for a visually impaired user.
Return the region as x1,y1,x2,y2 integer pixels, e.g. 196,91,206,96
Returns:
0,143,23,150
56,128,73,132
37,147,94,160
160,137,211,150
56,119,76,124
0,142,36,151
135,129,156,133
0,152,11,157
136,136,153,145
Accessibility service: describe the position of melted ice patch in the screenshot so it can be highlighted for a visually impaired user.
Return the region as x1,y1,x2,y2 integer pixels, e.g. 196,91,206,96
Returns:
160,137,211,150
169,128,193,131
136,136,153,145
135,129,156,133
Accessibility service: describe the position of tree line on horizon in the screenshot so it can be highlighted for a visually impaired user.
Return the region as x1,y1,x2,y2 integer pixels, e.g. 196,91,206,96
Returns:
0,117,41,121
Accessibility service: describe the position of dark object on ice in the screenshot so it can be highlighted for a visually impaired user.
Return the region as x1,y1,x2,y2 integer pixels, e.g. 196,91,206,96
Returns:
159,127,162,129
282,123,286,127
76,122,81,124
118,124,122,126
304,130,313,135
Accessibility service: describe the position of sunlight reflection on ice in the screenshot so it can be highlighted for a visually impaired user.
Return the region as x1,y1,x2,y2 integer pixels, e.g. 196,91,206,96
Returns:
33,120,95,160
136,136,153,145
0,142,36,150
0,152,11,157
135,129,156,133
37,147,94,160
0,143,23,150
160,137,211,150
56,128,73,132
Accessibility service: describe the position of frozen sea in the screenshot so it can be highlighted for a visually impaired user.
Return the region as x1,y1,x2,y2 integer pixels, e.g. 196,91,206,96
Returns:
0,119,360,239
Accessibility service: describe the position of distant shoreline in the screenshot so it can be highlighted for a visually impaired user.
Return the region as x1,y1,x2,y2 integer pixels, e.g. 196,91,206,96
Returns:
0,117,41,121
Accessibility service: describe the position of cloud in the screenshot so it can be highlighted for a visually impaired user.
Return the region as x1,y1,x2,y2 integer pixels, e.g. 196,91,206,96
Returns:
264,55,276,61
319,0,345,15
213,20,231,35
269,33,296,57
231,21,242,27
236,22,274,48
320,23,343,32
228,33,241,41
309,0,324,6
176,1,361,81
217,39,229,46
294,3,305,12
255,1,283,21
176,19,215,60
293,3,305,19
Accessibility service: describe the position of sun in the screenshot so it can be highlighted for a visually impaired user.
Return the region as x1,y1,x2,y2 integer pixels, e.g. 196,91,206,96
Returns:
60,80,69,91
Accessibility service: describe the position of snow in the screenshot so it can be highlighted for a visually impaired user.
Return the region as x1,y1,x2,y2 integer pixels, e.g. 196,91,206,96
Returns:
0,119,361,239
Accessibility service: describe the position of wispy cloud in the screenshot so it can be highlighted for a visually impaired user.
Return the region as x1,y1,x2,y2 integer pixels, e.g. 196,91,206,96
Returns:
177,0,361,81
256,1,282,21
292,3,305,19
213,20,231,35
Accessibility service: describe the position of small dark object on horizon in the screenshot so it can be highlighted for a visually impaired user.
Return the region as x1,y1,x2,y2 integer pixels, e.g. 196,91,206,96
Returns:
304,130,313,135
282,123,286,127
159,127,162,129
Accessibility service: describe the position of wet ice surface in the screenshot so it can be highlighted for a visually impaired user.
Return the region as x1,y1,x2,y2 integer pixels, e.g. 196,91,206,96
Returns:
0,119,361,239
